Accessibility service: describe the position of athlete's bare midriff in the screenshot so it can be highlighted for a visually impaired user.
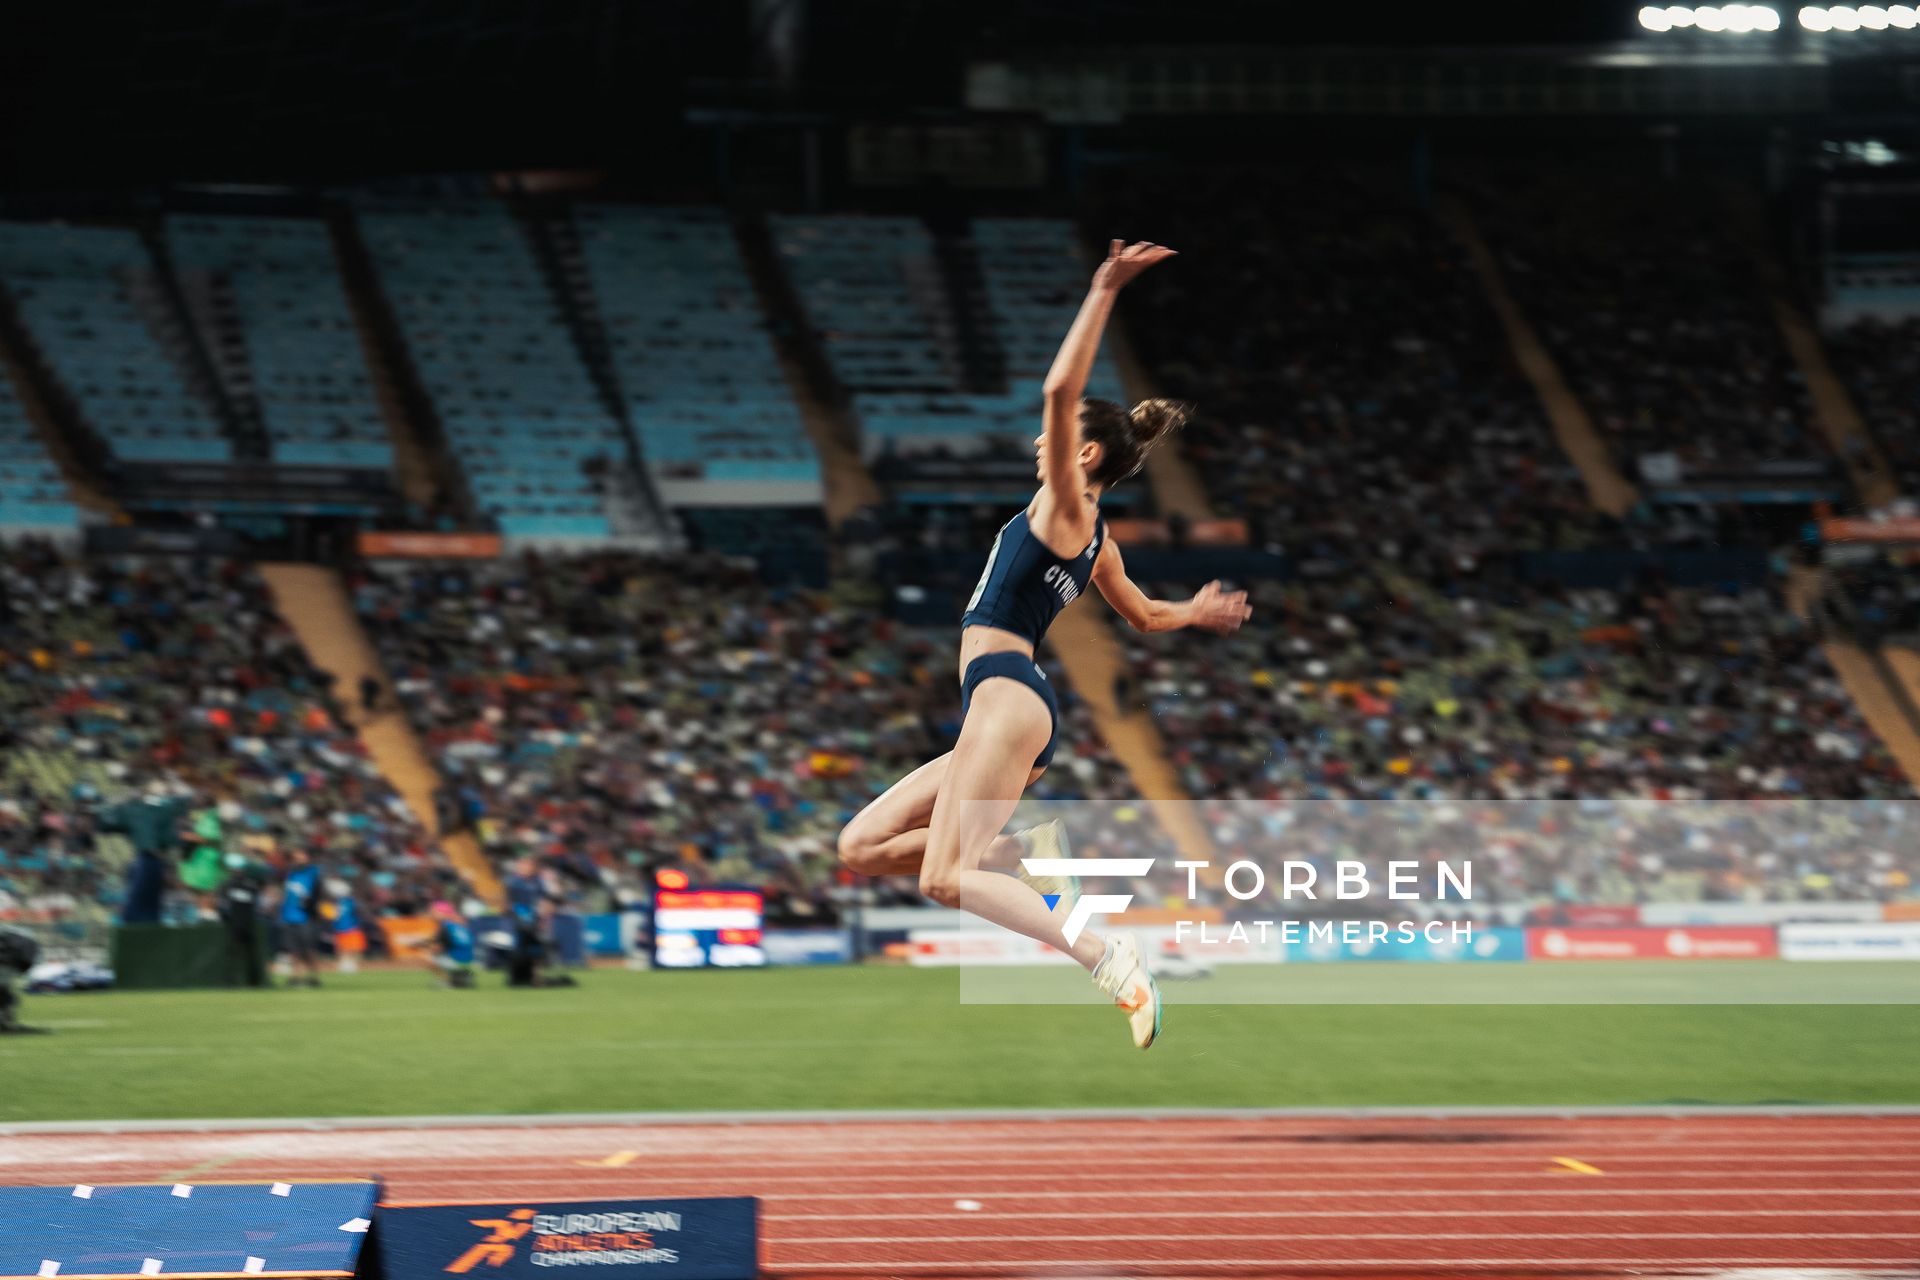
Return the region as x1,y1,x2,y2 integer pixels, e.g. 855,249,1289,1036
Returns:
957,623,1036,683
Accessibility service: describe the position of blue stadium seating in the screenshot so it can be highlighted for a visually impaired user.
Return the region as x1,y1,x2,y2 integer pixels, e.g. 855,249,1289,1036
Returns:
358,204,621,537
0,223,231,464
166,215,392,469
0,369,78,528
772,215,953,392
776,215,1124,463
972,218,1127,403
575,206,818,493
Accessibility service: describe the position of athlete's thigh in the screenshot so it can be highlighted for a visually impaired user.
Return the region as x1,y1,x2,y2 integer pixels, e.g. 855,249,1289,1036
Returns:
922,678,1051,874
844,751,951,845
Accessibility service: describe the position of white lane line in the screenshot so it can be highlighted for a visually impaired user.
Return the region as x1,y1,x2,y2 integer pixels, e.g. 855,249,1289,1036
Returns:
149,1140,1918,1172
396,1183,1920,1201
778,1233,1920,1245
358,1151,1920,1172
380,1168,1920,1187
767,1208,1920,1221
768,1260,1920,1271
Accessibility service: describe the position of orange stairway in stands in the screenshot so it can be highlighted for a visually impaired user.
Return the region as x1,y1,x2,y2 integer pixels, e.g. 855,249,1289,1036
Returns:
259,562,501,904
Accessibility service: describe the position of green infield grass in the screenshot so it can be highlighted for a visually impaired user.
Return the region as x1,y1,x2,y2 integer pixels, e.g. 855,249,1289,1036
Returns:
3,964,1916,1123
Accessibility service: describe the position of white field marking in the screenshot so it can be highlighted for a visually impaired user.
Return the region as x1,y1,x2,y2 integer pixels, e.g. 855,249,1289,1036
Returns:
778,1233,1920,1245
766,1208,1920,1222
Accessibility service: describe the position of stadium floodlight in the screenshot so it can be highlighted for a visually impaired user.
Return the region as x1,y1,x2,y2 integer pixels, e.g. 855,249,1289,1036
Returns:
1829,4,1861,26
1726,5,1757,28
1667,4,1699,23
1891,4,1918,25
1696,5,1728,27
1801,4,1834,25
1640,4,1675,27
1755,5,1783,26
1858,3,1890,23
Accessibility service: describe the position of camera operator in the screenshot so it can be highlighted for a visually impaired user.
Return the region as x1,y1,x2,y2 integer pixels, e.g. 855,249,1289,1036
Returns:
219,857,270,988
0,926,44,1035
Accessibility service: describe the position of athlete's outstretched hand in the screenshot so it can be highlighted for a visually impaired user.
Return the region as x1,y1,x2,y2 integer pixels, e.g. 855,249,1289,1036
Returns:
1190,580,1252,634
1096,239,1177,291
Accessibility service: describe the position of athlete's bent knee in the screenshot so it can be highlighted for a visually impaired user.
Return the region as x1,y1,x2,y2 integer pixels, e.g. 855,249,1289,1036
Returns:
837,824,885,876
919,868,962,909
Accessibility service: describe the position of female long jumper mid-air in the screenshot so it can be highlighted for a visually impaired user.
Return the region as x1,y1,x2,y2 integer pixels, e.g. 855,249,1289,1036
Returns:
838,240,1252,1049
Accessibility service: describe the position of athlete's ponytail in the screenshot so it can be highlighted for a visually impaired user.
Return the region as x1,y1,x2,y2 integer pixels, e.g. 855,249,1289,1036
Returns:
1081,397,1191,487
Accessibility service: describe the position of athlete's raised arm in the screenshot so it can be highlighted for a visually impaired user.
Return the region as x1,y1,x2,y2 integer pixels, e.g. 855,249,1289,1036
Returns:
1038,240,1175,499
1091,538,1251,635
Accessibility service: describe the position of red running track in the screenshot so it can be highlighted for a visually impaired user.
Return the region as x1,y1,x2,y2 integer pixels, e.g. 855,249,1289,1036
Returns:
5,1112,1920,1278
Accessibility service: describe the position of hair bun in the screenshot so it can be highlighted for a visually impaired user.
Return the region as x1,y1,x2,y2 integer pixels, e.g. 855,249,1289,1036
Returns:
1128,398,1191,448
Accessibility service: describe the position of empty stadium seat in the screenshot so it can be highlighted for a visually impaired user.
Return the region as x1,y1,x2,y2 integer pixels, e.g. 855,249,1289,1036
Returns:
358,203,624,532
0,371,77,529
165,215,391,469
0,223,232,465
574,206,818,493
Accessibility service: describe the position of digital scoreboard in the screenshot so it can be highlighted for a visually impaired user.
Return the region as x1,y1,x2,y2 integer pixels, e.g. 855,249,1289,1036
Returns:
651,887,766,969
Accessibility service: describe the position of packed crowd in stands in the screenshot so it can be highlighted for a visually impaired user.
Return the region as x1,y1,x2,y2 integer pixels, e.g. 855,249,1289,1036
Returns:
1826,554,1920,642
1109,565,1920,906
352,551,1130,915
1125,568,1904,806
0,541,445,924
5,171,1919,925
1826,314,1920,501
1158,794,1919,913
1471,165,1827,482
1090,164,1779,562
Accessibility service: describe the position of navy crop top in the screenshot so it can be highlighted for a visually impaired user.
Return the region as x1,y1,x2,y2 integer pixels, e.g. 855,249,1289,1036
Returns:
959,509,1107,645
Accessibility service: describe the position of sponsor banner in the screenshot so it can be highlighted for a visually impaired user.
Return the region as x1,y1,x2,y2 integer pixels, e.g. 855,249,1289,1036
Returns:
1885,902,1920,923
1823,516,1920,544
761,929,853,967
377,1197,756,1280
1527,926,1778,961
1285,923,1526,964
379,914,440,962
1781,922,1920,961
1105,517,1250,547
581,913,645,958
909,924,1280,967
1640,901,1883,927
653,889,765,969
358,530,503,559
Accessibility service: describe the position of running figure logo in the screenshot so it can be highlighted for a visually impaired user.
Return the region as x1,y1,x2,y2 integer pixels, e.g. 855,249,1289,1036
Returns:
445,1207,537,1272
1019,857,1155,944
